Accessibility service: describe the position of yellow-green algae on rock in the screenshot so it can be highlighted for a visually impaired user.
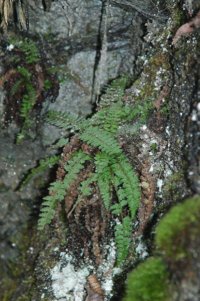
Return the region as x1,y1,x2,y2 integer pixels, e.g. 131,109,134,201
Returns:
123,257,169,301
155,196,200,260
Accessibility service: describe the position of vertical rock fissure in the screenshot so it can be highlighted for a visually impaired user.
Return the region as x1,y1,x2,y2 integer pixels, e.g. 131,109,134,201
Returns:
91,0,109,105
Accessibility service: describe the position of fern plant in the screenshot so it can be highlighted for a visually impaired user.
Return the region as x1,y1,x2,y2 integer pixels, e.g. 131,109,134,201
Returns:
27,76,153,265
15,67,37,143
3,39,40,142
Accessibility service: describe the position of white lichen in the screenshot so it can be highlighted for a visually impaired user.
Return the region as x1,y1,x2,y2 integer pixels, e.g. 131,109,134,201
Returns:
135,240,148,259
50,253,90,301
97,240,119,301
49,241,119,301
6,44,14,51
157,179,163,193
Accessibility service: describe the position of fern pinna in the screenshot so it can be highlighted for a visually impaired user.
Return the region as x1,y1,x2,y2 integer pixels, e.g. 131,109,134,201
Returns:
37,76,144,265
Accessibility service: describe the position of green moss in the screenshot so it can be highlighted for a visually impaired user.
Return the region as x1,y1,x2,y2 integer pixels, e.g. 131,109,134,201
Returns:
123,257,169,301
171,7,184,26
132,52,170,103
162,171,186,201
150,142,158,153
1,277,17,301
155,196,200,260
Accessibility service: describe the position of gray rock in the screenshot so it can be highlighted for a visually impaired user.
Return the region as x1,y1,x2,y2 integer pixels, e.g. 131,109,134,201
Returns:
0,88,5,123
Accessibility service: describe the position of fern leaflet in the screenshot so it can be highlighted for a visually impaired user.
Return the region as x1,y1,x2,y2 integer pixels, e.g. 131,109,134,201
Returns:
10,78,24,96
38,150,90,229
38,182,66,230
111,154,141,218
63,150,91,188
17,38,40,64
111,175,128,215
91,102,129,133
115,216,132,265
95,152,112,209
47,110,83,132
79,173,97,197
99,76,128,108
80,126,122,155
20,83,37,120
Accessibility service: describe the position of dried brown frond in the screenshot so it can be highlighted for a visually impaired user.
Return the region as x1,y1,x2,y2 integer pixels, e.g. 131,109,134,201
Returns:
137,158,155,234
66,176,109,265
87,274,104,296
56,136,82,180
153,84,170,111
65,163,94,215
0,69,17,86
54,135,112,265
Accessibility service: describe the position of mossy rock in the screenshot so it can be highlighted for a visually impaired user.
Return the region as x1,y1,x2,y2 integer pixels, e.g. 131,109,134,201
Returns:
155,196,200,260
123,257,169,301
162,171,186,202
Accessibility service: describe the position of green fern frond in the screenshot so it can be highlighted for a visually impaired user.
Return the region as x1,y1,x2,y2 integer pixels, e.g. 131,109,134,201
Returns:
111,154,141,219
90,76,130,133
98,173,112,209
36,75,145,264
95,152,112,209
115,216,132,265
47,110,83,132
95,152,111,171
17,83,37,143
63,150,91,187
18,39,40,64
91,98,152,135
111,175,128,215
20,84,37,119
38,186,65,230
99,76,128,108
79,173,97,197
80,126,122,155
51,137,69,149
21,155,59,188
16,83,37,143
10,79,24,96
91,102,130,133
48,180,66,199
17,66,32,80
38,150,91,229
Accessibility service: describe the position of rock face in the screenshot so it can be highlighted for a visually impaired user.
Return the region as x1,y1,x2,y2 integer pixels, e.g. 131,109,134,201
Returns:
0,1,200,301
